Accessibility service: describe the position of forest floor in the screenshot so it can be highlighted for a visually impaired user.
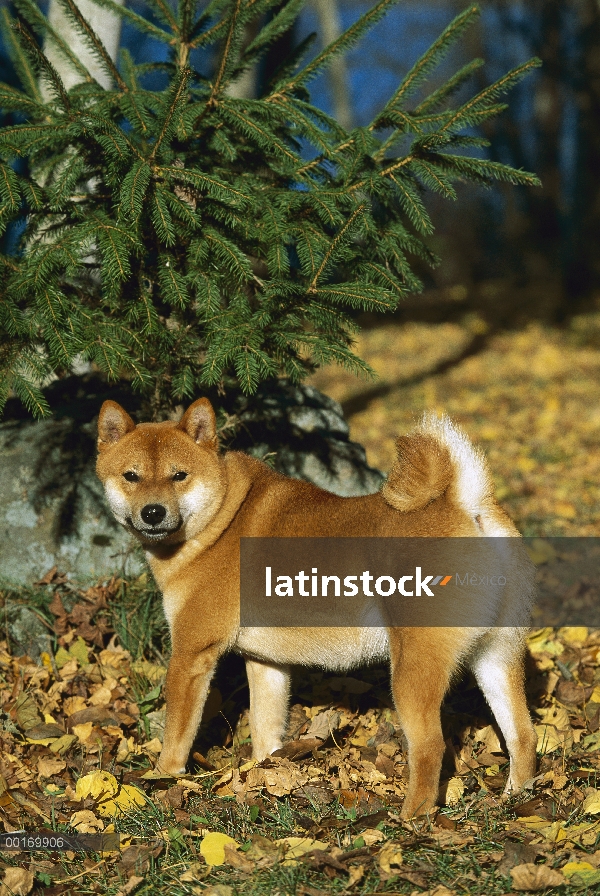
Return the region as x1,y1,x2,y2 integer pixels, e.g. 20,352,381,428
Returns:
1,308,600,895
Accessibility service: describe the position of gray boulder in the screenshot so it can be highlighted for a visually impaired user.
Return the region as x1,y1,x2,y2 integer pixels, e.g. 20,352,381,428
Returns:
0,377,383,586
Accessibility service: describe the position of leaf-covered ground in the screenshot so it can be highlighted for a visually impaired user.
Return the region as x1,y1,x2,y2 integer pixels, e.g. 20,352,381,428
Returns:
1,312,600,895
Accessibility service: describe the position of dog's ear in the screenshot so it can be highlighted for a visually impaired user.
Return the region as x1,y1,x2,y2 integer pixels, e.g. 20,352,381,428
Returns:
178,398,217,448
98,401,136,450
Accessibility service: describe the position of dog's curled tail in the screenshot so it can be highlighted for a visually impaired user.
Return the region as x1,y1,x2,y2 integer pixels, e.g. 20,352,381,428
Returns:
381,413,493,515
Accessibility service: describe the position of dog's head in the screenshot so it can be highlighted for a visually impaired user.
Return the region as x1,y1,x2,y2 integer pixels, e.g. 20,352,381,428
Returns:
96,399,226,545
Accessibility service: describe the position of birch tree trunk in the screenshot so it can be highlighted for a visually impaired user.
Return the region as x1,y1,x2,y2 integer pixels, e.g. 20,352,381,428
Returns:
313,0,352,130
42,0,124,97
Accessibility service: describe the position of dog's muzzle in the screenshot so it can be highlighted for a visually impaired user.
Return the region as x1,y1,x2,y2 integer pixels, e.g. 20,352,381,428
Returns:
129,504,182,540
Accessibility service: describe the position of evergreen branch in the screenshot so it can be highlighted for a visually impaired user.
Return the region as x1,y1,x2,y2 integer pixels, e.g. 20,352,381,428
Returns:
218,100,301,164
0,83,46,115
438,57,542,136
309,203,366,292
160,165,251,206
12,0,92,85
92,0,176,45
145,0,179,31
13,20,70,110
242,0,304,66
54,0,127,90
275,0,400,94
0,8,42,101
149,67,191,160
207,0,243,106
434,153,541,188
371,5,480,128
415,57,485,114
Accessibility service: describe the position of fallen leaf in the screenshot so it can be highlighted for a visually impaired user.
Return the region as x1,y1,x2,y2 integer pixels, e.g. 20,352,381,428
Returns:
70,809,104,832
200,831,239,866
443,776,465,806
115,876,144,896
97,784,148,817
0,867,34,896
37,757,66,778
377,840,404,874
510,862,565,890
75,770,119,801
561,861,600,886
582,789,600,815
63,696,87,716
72,721,94,743
277,836,329,866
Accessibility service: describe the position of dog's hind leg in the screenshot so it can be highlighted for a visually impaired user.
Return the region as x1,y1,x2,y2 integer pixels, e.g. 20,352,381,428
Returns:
470,631,537,793
245,658,291,760
389,629,465,818
159,645,221,776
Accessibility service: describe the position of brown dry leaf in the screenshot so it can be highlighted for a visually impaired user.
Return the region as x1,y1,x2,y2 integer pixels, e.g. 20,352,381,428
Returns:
442,776,465,806
510,863,565,890
377,840,403,875
0,868,34,896
224,843,254,872
72,721,94,744
37,757,66,778
88,685,113,706
306,709,340,741
424,887,457,896
115,876,144,896
70,809,104,832
345,864,365,888
63,695,87,716
263,763,306,797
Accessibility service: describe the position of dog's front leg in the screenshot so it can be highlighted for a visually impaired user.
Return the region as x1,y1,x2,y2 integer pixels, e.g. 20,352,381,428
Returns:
158,646,220,775
245,658,291,760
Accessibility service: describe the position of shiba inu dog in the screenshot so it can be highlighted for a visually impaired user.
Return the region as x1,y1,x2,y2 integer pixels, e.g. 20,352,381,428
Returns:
96,397,537,817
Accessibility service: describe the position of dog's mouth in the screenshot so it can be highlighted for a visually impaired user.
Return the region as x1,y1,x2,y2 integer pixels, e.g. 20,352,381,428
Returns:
127,518,183,540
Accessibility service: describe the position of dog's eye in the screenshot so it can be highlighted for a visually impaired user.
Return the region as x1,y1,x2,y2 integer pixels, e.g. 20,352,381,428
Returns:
172,471,188,482
123,471,139,483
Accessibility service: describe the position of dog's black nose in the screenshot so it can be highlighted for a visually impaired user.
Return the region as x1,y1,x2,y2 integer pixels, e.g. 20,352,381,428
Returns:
141,504,167,526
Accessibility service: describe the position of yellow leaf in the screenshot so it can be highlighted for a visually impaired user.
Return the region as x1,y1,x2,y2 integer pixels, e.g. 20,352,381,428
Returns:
40,652,54,674
200,831,239,866
377,841,404,874
278,836,328,866
535,725,563,754
561,862,600,885
582,789,600,815
69,637,90,667
72,722,94,744
525,540,556,566
49,734,77,754
89,685,112,707
70,809,104,833
54,647,72,669
75,770,119,801
131,659,167,684
558,626,588,645
555,502,576,519
63,696,87,716
97,784,148,818
444,776,465,806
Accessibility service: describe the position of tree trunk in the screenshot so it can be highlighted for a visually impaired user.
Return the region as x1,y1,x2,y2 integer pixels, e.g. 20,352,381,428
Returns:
42,0,124,97
313,0,353,130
